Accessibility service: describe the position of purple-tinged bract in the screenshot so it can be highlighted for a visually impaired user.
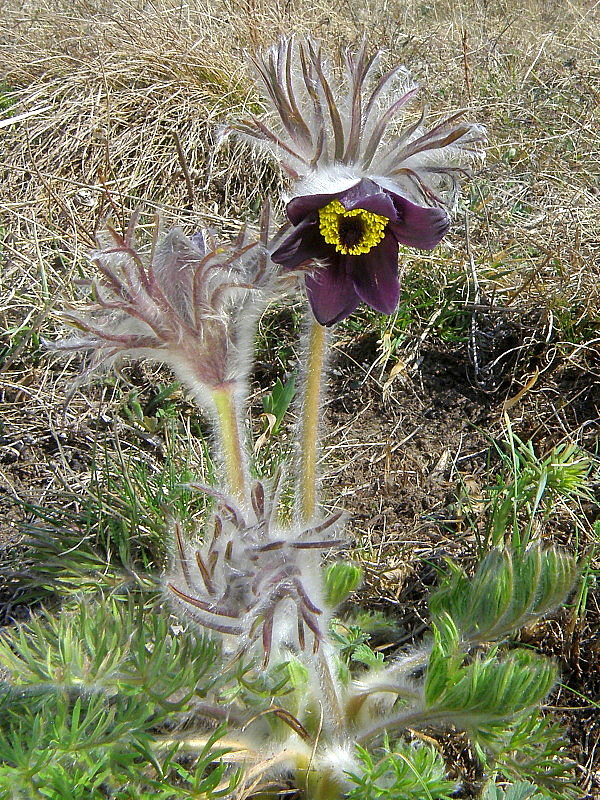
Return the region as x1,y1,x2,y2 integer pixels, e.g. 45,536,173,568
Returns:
168,474,347,664
53,210,284,397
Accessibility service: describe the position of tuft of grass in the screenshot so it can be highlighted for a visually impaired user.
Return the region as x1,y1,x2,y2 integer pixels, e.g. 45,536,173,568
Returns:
0,82,16,112
484,422,597,551
8,416,213,605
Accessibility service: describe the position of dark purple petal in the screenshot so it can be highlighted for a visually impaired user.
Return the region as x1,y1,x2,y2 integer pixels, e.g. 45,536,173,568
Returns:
387,194,451,249
339,178,398,220
305,260,361,326
343,191,397,219
279,177,450,325
349,232,400,314
286,192,345,225
270,218,330,269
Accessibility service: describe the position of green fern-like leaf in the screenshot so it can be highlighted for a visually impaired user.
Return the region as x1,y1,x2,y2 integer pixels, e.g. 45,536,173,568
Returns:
424,619,557,741
429,547,577,645
0,596,218,703
481,781,543,800
346,739,456,800
351,643,385,669
488,713,577,799
0,599,235,798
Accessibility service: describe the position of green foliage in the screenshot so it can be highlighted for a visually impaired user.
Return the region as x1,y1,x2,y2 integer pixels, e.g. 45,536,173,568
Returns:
119,382,183,433
284,656,310,689
420,632,576,799
324,561,363,606
162,727,242,798
346,739,456,800
429,546,577,645
329,620,372,664
424,615,557,745
344,608,402,639
553,303,600,346
328,619,385,684
16,436,209,601
0,694,237,798
0,597,218,704
481,781,543,800
222,657,295,707
0,599,236,798
0,82,15,111
486,428,595,549
340,260,474,357
345,547,576,796
571,548,599,635
254,373,297,477
0,693,156,796
262,373,296,434
487,714,577,798
254,305,301,378
351,643,385,669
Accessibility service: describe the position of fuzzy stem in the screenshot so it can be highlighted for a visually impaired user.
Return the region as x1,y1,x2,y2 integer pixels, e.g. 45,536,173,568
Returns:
155,733,254,759
313,646,345,738
298,319,328,522
355,707,463,745
356,704,526,747
211,385,247,505
345,684,422,722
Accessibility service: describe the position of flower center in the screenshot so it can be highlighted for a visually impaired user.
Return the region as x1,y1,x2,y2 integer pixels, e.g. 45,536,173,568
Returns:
318,200,388,256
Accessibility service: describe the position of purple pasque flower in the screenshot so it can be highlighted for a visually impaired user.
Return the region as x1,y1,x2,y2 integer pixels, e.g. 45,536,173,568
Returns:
270,177,450,326
227,37,485,325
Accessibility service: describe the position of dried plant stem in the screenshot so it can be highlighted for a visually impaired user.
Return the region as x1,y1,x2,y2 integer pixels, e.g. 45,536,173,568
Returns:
298,319,328,522
211,385,247,506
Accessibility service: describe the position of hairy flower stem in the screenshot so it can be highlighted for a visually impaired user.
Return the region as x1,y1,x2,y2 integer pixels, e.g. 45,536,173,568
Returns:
155,733,254,758
314,648,345,736
298,319,328,522
345,684,421,721
355,707,453,746
297,321,343,736
211,385,247,506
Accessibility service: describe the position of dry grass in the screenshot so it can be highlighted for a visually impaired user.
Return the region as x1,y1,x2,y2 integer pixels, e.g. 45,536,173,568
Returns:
1,0,599,794
2,0,598,360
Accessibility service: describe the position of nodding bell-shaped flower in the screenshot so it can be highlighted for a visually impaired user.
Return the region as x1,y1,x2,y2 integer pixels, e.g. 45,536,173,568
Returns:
167,473,347,665
53,209,282,403
229,38,485,326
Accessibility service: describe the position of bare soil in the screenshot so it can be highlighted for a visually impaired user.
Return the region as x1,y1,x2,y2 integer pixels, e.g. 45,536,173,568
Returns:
321,328,600,797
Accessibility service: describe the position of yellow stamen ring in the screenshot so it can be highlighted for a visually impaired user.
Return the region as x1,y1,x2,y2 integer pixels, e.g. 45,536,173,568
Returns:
318,199,389,256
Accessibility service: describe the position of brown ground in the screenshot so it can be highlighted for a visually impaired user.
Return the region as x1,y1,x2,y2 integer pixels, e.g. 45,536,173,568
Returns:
320,327,600,797
0,316,598,795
